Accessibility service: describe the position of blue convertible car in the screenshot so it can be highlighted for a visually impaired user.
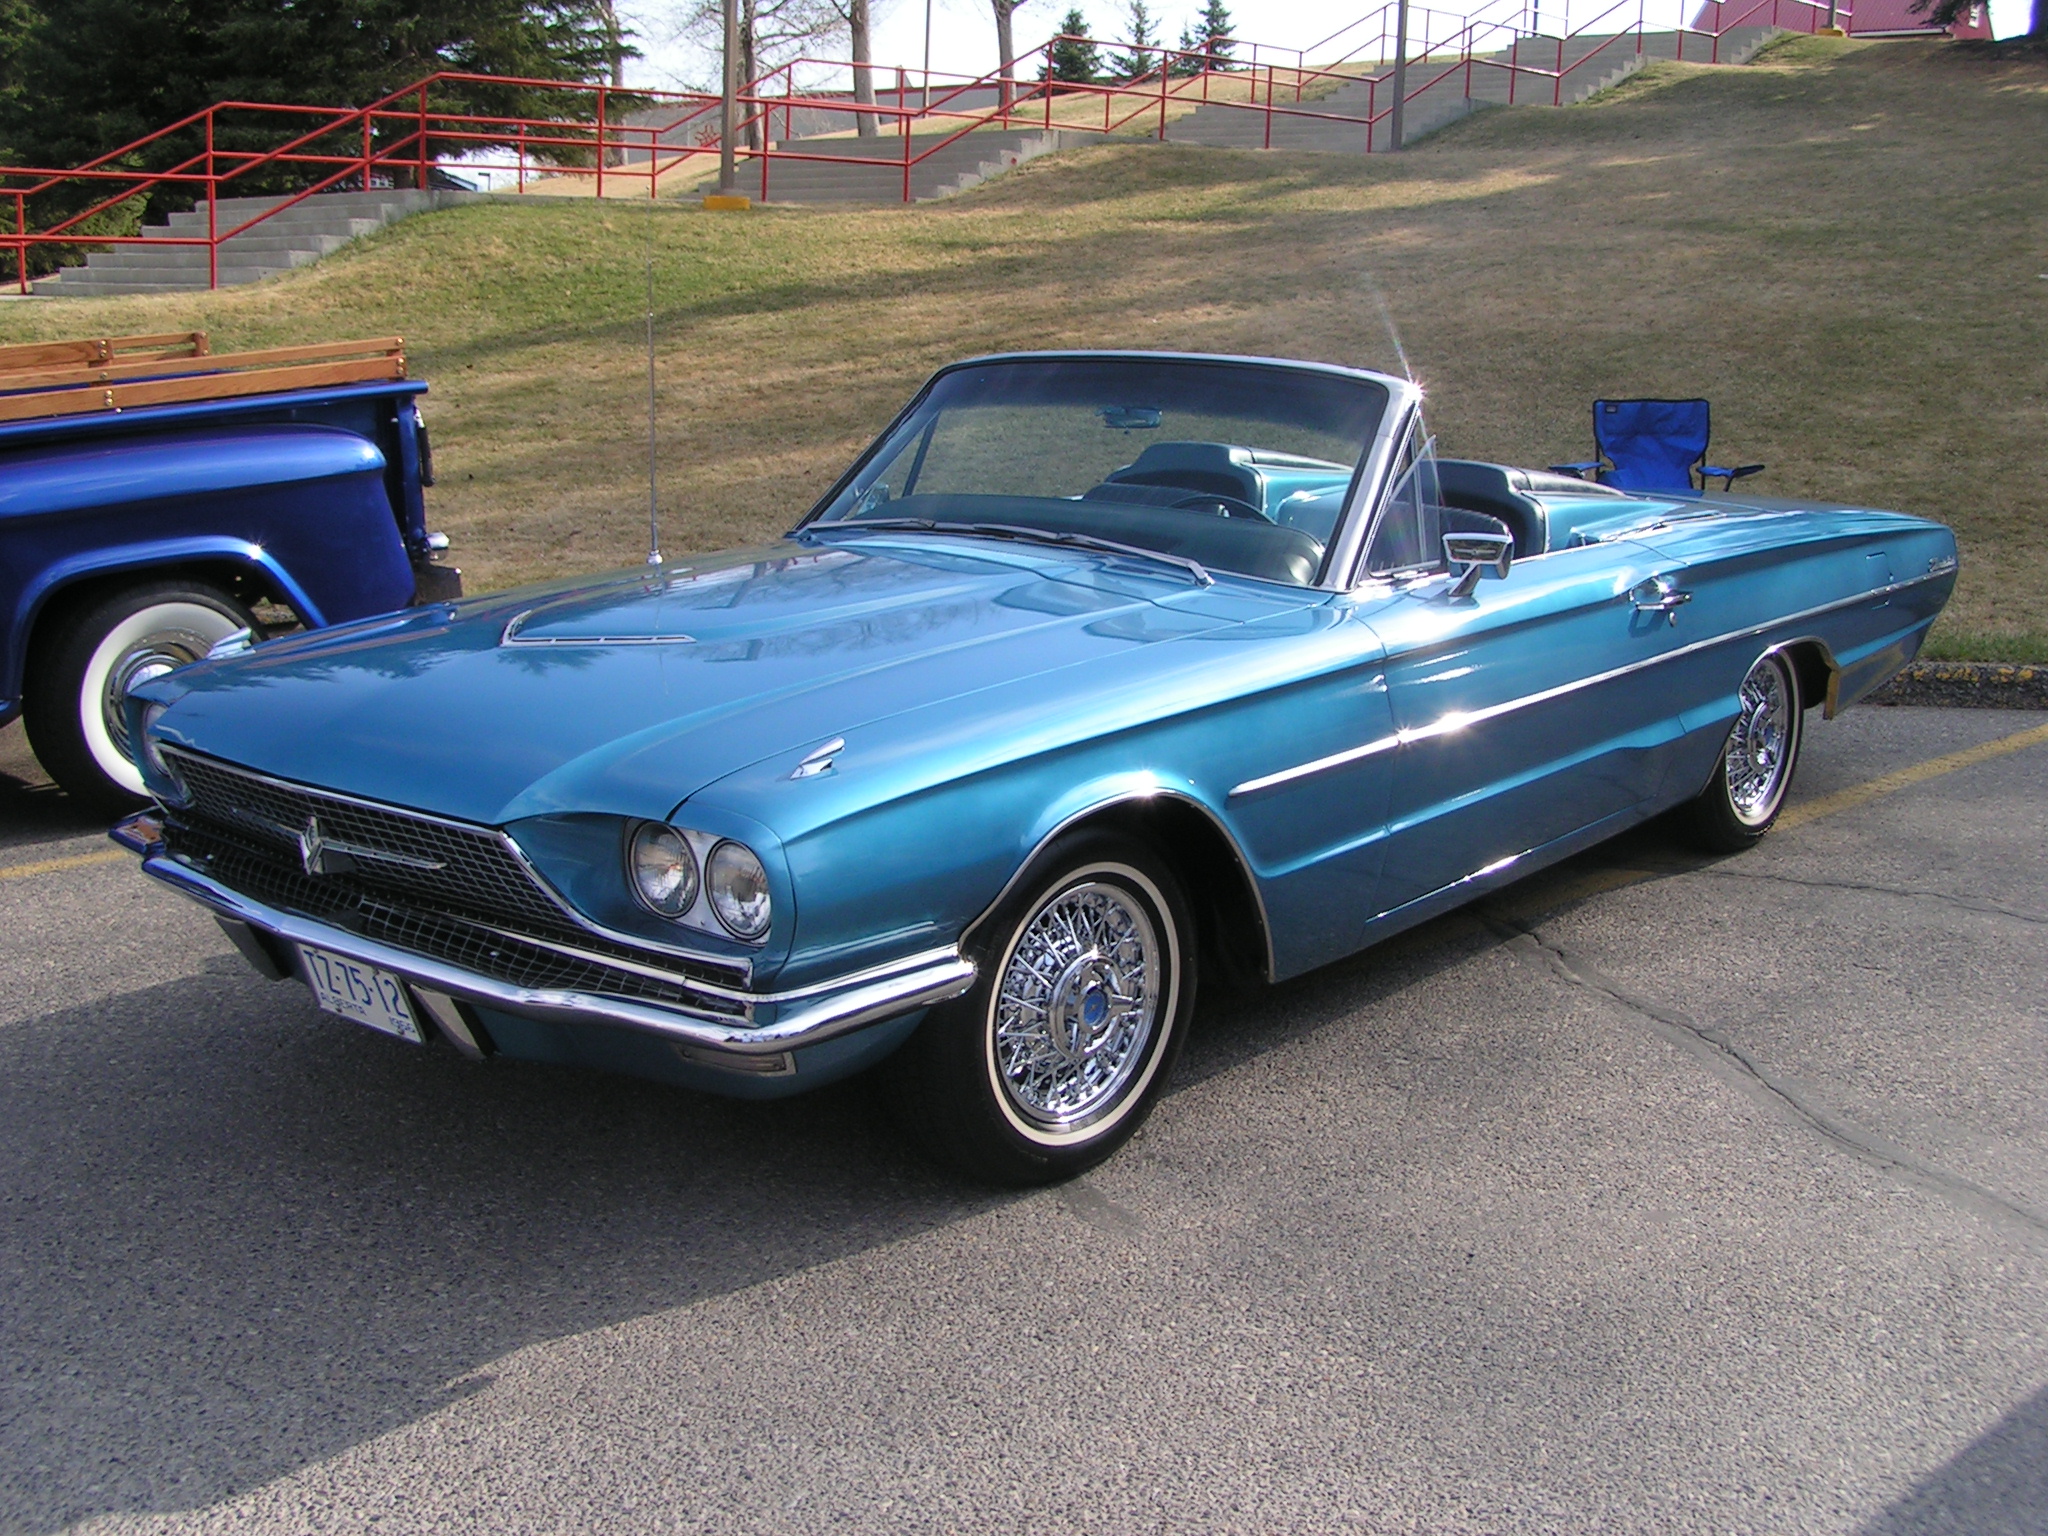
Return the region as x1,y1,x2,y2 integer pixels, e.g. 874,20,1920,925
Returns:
115,352,1957,1182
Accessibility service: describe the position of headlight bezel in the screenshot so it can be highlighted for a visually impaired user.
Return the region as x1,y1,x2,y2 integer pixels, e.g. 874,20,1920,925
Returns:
133,700,191,804
621,821,773,943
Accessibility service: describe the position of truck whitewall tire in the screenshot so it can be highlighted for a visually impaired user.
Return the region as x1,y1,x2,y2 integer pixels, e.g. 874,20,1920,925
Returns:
25,581,251,811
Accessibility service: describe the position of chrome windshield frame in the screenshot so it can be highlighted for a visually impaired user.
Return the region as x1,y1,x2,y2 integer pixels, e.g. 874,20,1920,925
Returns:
1322,382,1428,591
791,349,1414,593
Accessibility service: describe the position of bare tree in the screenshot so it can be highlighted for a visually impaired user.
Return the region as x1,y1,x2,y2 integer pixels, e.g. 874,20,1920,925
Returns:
992,0,1032,109
595,0,629,86
675,0,843,146
821,0,879,137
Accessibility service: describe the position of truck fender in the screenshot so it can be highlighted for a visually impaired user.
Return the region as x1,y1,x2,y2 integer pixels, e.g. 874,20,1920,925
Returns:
6,538,327,704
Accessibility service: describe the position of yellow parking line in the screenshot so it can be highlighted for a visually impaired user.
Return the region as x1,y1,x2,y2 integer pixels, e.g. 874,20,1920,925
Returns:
0,847,129,881
1777,719,2048,831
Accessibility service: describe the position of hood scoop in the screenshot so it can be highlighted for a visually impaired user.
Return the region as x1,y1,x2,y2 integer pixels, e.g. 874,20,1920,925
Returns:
503,605,697,646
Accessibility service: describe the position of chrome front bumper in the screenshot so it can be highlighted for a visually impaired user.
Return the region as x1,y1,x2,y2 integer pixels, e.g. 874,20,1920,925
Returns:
123,823,976,1062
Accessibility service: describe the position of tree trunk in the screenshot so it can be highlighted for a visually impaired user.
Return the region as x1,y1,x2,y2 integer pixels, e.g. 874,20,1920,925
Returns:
995,1,1017,110
600,0,625,87
851,0,876,138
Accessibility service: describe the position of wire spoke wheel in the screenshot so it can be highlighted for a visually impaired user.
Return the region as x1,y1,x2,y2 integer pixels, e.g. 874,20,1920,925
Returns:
1724,656,1794,823
886,833,1195,1185
992,880,1160,1128
1680,649,1804,853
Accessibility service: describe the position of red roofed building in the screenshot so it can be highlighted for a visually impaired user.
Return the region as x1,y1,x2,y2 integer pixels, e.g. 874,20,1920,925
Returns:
1690,0,1992,37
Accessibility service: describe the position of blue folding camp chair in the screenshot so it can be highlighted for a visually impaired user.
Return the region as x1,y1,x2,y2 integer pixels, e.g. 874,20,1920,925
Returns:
1551,398,1764,493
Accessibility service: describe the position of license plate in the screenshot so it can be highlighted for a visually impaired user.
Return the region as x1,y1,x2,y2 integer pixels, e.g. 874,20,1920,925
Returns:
299,945,423,1044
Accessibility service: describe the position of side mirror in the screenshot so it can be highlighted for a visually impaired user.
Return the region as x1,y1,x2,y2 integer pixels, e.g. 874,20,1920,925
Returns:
1443,528,1514,598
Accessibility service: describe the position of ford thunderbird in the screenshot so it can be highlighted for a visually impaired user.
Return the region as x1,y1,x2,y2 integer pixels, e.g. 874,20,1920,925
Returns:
114,352,1957,1183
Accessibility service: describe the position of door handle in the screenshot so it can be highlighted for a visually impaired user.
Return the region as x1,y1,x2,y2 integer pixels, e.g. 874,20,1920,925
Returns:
1631,579,1692,626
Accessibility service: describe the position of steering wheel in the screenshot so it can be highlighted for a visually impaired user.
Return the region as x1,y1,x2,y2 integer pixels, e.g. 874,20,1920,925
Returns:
1168,491,1272,522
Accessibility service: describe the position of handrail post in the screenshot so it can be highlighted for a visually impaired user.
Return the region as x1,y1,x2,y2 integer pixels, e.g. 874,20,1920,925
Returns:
14,193,25,295
901,86,912,202
1158,55,1168,140
205,110,218,290
418,84,429,191
596,86,606,198
1263,65,1273,148
361,109,373,191
518,122,527,193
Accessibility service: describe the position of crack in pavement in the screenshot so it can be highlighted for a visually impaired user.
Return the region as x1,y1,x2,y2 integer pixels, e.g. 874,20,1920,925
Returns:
1691,867,2048,928
1478,910,2048,1245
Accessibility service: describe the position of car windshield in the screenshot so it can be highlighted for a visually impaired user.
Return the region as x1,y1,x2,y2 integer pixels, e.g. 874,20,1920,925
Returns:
806,357,1389,587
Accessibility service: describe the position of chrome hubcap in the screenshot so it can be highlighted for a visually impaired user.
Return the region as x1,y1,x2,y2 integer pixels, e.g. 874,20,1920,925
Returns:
1726,659,1793,821
102,637,211,761
994,880,1159,1127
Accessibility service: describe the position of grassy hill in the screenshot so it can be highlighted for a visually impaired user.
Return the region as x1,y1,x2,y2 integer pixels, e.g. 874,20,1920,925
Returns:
1,35,2041,659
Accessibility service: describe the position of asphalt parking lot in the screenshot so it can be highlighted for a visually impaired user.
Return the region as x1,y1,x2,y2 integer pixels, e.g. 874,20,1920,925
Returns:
2,705,2044,1536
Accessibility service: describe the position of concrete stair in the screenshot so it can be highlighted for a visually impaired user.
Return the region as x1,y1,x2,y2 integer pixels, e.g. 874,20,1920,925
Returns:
700,127,1079,205
33,188,477,295
1166,26,1780,153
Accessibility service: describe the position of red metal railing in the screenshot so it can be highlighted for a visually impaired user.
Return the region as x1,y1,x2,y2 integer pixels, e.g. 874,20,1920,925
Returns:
0,0,1855,292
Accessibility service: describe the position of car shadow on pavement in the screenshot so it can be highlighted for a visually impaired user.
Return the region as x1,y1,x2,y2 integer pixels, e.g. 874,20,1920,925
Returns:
0,823,1714,1531
0,964,1013,1532
1858,1382,2048,1536
0,721,111,853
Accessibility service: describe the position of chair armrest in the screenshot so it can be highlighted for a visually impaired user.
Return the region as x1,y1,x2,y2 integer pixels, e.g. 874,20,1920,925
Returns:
1701,463,1765,489
1548,461,1604,481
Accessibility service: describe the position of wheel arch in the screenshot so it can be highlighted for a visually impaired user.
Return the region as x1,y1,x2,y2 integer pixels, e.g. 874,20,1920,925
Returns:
12,543,318,698
962,788,1274,990
1764,635,1839,718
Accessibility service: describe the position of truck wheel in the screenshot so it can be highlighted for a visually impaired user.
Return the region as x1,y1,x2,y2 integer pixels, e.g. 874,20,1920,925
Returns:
884,831,1196,1186
24,581,252,812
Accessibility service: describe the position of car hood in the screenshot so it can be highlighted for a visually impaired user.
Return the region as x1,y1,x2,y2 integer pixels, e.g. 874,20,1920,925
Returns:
150,539,1248,826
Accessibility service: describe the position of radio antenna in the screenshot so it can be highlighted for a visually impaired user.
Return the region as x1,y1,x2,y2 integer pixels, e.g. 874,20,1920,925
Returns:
645,175,663,568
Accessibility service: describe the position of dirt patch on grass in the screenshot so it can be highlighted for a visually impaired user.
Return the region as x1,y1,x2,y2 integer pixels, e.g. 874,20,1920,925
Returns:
2,36,2041,656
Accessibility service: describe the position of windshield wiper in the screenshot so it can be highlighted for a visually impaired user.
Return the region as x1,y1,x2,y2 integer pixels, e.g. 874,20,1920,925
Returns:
798,518,1211,587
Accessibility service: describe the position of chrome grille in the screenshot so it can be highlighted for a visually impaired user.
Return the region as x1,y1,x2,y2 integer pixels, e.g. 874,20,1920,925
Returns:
167,748,567,931
159,749,749,1008
170,833,745,1016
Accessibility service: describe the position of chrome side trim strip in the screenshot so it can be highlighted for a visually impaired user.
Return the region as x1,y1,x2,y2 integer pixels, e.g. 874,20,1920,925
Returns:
1229,569,1951,799
141,854,975,1057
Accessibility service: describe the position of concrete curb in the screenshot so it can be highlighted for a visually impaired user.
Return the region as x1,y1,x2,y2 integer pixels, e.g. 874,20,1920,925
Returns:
1866,661,2048,711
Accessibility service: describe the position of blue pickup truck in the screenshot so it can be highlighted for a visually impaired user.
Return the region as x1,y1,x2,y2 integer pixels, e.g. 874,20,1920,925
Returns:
0,331,458,809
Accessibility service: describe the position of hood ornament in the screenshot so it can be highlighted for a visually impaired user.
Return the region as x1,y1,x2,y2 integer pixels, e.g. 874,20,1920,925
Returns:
791,738,846,779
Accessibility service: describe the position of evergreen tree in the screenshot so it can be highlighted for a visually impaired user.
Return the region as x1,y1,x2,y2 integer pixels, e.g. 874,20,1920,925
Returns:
1042,9,1100,83
1108,0,1158,81
1168,22,1201,76
0,1,621,175
1194,0,1233,68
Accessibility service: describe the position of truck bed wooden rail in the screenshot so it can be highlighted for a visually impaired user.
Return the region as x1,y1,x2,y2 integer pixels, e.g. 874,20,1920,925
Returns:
0,332,407,424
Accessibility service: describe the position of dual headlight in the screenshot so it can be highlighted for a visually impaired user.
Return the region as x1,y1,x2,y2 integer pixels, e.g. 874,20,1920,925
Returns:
628,822,771,940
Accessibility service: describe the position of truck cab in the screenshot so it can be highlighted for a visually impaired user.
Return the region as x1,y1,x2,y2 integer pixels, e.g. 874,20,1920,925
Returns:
0,331,458,809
